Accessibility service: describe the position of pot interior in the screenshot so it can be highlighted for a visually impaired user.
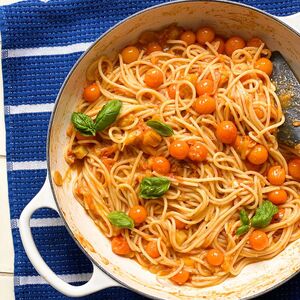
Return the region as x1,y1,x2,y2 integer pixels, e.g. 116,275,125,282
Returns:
48,1,300,299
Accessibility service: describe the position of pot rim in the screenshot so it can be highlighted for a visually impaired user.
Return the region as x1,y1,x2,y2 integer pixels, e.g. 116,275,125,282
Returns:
47,1,300,299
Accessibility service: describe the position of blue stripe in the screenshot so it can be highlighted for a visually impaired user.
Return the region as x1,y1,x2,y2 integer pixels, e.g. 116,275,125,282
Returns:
13,227,93,276
6,113,50,162
14,286,146,300
2,53,82,106
7,169,48,219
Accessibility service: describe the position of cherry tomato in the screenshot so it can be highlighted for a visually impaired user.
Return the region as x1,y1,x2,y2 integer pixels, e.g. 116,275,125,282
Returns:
121,46,140,64
267,189,288,205
171,270,190,285
146,42,162,54
169,140,190,160
288,158,300,181
76,131,95,141
167,84,185,99
272,208,285,223
83,83,101,102
225,36,246,56
152,156,171,175
254,107,264,119
144,68,164,88
216,121,237,144
213,36,225,54
175,218,186,229
196,79,214,96
206,248,224,266
255,58,273,77
145,240,160,258
247,37,264,48
193,95,216,114
249,230,269,250
267,166,286,186
128,205,147,224
247,144,268,165
111,236,131,255
188,142,208,162
180,30,196,45
196,27,215,45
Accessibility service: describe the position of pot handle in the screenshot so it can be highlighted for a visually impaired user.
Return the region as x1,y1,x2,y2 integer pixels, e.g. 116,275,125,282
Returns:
19,176,120,297
278,13,300,33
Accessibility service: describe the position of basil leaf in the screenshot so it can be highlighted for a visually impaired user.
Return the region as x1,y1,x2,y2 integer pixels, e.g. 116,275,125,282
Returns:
107,211,134,229
139,177,170,199
240,209,250,225
146,120,174,137
236,225,250,236
95,100,122,131
251,200,278,228
71,112,96,136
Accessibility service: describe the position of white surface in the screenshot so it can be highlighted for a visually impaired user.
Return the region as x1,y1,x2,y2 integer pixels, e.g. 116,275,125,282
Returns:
0,274,14,299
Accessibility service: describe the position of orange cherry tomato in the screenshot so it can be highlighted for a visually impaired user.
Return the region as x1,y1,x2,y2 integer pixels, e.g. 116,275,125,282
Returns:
146,42,162,54
152,156,171,175
247,37,264,48
288,158,300,181
216,121,237,144
144,68,164,88
169,140,190,160
247,144,268,165
145,240,160,258
175,218,186,229
249,230,269,250
272,208,285,223
267,166,286,186
196,79,214,96
254,107,264,119
128,205,148,224
193,95,216,114
180,30,196,45
111,236,131,256
75,131,96,142
167,84,185,99
196,26,215,45
188,142,208,162
171,270,190,285
267,189,288,205
83,83,101,102
206,248,224,266
225,36,246,56
121,46,140,64
255,58,273,77
213,36,225,54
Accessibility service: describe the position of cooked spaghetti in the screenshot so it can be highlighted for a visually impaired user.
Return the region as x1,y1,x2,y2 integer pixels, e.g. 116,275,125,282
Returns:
58,25,300,287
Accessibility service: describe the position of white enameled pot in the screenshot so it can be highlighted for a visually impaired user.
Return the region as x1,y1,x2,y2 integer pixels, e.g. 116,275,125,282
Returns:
19,1,300,299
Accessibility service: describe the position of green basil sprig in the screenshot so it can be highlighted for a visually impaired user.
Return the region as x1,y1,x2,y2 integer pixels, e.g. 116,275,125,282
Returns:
95,99,122,131
139,177,170,199
146,120,174,137
236,209,250,236
107,211,134,229
251,200,278,228
71,112,96,136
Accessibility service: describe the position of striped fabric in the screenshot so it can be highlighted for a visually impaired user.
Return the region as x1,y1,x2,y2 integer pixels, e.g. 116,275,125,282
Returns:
1,0,300,299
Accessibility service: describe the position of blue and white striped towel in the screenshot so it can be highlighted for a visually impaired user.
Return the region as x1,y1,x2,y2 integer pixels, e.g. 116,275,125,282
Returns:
1,0,300,299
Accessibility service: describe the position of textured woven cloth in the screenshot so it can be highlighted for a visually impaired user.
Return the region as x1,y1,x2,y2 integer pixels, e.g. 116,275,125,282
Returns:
1,0,300,299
